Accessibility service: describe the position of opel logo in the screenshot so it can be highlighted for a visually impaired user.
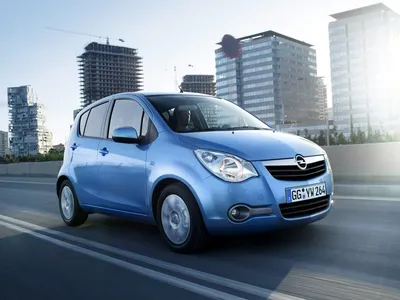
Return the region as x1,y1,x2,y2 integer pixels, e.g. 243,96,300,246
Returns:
295,154,307,170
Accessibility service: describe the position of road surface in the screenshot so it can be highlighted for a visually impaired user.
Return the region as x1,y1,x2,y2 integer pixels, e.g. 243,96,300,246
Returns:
0,177,399,300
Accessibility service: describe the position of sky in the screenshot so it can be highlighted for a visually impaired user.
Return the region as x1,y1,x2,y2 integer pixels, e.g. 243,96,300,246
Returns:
1,0,399,144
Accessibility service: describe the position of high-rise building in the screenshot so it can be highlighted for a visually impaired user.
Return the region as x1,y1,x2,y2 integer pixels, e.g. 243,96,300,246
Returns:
0,130,9,157
329,3,400,136
327,107,333,120
317,77,328,120
73,109,81,120
78,42,143,107
215,30,320,127
8,86,53,157
180,75,216,95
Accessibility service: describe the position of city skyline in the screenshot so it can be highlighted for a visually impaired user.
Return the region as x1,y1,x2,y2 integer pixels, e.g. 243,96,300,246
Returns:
1,0,399,143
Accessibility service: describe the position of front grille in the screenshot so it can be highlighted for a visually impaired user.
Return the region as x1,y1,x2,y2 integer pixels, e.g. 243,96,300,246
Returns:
279,196,330,219
266,159,326,181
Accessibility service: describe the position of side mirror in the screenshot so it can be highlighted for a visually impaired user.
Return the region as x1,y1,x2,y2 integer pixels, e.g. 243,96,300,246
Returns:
112,126,140,144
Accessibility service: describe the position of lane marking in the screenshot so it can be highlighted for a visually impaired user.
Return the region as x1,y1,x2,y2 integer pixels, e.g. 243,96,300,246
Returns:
0,219,246,300
0,180,54,185
334,195,400,202
275,267,400,300
0,214,303,300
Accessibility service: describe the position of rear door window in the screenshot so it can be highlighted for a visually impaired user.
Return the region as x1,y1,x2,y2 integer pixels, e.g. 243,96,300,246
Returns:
84,102,109,138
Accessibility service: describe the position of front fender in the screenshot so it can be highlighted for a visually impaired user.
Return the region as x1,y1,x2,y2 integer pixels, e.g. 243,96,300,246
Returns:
147,157,212,218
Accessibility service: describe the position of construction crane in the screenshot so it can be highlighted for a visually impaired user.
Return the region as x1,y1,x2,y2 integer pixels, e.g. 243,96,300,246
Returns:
45,27,125,45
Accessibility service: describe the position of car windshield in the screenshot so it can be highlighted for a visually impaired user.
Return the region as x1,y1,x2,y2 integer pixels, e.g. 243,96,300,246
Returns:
146,94,271,133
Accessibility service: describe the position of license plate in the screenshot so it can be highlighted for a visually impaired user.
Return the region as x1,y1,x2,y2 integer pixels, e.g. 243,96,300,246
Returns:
286,183,326,203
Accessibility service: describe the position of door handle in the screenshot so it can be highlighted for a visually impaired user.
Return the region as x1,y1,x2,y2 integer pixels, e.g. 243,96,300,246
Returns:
99,147,109,156
71,143,78,151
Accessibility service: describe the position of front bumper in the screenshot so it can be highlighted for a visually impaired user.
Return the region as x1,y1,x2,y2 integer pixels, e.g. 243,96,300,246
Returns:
194,160,334,235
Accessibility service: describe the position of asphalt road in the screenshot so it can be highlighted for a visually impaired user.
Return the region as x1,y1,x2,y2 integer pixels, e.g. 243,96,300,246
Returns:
0,177,399,300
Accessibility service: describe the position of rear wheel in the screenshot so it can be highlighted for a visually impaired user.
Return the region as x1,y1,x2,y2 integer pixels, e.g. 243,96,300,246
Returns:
156,183,209,253
58,180,88,226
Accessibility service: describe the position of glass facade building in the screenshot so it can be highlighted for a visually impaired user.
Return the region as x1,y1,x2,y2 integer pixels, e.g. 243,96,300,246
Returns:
215,30,320,127
317,77,328,120
8,86,53,157
329,3,400,136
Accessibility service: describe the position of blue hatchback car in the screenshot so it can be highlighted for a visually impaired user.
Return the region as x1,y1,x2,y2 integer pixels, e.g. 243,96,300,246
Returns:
57,92,334,253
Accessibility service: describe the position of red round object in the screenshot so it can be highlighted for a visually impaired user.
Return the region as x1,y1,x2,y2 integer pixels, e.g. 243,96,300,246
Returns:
221,34,241,59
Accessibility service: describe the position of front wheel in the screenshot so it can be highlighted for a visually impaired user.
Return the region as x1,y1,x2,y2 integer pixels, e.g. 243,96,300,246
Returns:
156,183,209,253
58,180,88,226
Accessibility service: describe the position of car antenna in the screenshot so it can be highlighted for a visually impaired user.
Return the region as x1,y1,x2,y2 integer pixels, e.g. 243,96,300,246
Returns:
173,66,184,93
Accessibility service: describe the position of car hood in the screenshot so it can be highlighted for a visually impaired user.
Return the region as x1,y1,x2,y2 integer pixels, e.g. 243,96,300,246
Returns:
178,130,324,161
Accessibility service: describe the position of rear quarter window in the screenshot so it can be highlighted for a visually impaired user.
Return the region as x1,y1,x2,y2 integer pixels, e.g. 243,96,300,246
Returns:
79,110,89,136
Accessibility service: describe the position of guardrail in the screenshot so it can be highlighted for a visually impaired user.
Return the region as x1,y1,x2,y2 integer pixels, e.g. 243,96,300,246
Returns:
0,143,399,183
322,142,399,183
0,161,63,177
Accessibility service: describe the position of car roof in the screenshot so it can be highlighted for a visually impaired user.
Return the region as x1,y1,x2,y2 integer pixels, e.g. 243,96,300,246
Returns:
78,92,217,117
114,91,215,97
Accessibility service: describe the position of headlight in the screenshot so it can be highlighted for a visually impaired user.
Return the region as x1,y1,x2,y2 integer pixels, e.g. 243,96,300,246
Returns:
194,149,258,182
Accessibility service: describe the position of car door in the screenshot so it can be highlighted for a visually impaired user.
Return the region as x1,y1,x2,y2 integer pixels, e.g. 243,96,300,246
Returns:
96,97,149,214
69,101,109,206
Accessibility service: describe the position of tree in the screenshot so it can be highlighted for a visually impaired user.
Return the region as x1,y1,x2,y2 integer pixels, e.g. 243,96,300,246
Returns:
355,128,367,144
336,132,348,145
330,126,339,146
350,129,357,144
368,129,383,143
304,129,312,140
367,125,373,142
384,132,394,142
2,148,64,163
317,130,326,146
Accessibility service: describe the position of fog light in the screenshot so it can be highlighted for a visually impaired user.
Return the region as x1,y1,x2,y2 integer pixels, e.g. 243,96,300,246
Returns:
231,208,239,218
228,205,251,222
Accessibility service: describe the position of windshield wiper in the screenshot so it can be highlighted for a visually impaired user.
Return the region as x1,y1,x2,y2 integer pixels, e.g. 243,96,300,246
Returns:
181,127,223,133
182,126,271,133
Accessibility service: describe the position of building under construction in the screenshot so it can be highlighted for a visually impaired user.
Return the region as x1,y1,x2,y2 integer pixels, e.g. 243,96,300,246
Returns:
180,75,216,96
78,42,143,107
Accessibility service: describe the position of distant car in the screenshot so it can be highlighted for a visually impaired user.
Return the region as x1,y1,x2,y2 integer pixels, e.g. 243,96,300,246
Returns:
57,92,334,253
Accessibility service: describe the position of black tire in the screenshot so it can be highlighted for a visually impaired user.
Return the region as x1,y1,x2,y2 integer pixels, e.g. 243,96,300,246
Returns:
58,180,88,226
156,183,209,254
